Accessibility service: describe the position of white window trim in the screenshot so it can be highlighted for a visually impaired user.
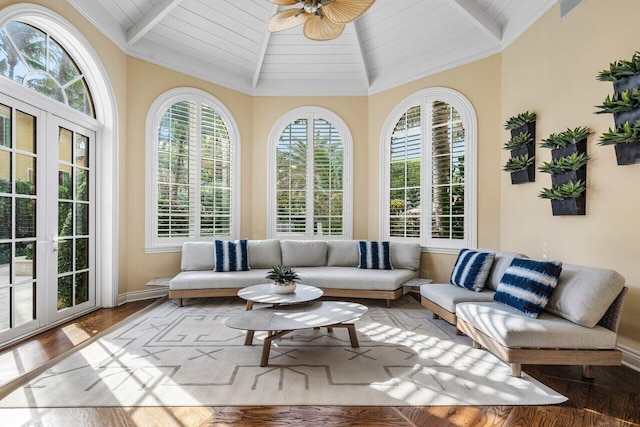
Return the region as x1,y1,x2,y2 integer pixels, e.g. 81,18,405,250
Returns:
267,106,353,240
0,3,119,308
379,87,477,254
145,87,241,253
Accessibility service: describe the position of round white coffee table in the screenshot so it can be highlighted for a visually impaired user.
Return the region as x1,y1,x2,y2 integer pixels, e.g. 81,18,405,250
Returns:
237,283,323,345
238,283,323,310
226,301,368,366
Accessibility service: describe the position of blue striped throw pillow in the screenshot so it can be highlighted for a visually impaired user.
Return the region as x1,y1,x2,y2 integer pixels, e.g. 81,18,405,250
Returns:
214,239,249,272
358,241,393,270
494,258,563,318
450,249,495,291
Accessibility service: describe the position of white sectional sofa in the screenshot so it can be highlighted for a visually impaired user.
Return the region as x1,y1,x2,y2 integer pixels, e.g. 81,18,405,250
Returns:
170,239,422,307
420,251,627,378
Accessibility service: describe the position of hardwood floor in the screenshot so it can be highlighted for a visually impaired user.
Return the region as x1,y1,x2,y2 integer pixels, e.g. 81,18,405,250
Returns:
0,298,639,427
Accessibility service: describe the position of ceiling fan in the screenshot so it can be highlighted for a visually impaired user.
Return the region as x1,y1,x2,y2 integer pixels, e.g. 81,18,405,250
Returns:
267,0,375,41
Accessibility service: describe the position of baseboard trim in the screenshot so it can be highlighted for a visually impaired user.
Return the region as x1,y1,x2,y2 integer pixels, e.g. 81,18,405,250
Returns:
619,343,640,372
117,288,168,305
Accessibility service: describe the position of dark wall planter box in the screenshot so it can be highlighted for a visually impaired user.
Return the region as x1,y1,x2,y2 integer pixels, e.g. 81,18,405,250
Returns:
510,165,535,184
614,140,640,165
511,144,535,158
613,108,640,127
551,139,587,160
510,122,536,139
551,196,586,216
614,73,640,94
551,168,586,187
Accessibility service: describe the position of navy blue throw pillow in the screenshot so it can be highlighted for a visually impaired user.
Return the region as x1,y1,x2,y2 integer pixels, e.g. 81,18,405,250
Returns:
494,258,563,318
450,249,495,291
358,241,392,270
214,239,249,272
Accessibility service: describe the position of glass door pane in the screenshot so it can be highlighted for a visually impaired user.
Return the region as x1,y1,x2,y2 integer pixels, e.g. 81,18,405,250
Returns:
0,103,37,334
56,126,92,311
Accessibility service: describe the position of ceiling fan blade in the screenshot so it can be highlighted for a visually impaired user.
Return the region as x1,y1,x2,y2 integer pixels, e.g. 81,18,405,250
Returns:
266,0,299,5
303,15,345,40
321,0,375,23
267,8,309,32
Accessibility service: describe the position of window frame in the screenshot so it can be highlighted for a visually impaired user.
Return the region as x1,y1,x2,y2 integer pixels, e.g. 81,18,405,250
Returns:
267,106,353,240
380,87,477,254
145,88,241,253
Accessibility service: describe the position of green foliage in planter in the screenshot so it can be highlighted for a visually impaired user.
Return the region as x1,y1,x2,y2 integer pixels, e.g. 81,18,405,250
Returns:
539,152,590,174
503,154,534,172
598,120,640,145
595,89,640,114
540,126,592,149
503,132,534,150
504,111,536,130
538,180,586,200
597,52,640,82
266,265,300,285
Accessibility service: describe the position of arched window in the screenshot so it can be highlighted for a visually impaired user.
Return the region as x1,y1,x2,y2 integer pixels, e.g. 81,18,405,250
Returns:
145,88,240,252
380,88,477,253
0,20,94,116
268,107,352,239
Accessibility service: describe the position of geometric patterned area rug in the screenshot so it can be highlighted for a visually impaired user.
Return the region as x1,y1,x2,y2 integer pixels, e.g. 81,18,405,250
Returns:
0,295,566,407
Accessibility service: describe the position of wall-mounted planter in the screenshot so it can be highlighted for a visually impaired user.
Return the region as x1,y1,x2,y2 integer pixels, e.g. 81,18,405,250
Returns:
551,168,587,187
510,165,535,185
614,141,640,165
551,196,586,216
613,73,640,94
613,108,640,128
511,144,535,159
551,139,587,161
511,122,536,139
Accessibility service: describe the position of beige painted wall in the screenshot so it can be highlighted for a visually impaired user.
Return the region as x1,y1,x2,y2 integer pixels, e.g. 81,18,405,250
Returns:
368,55,503,281
123,58,253,293
500,1,640,351
250,97,369,240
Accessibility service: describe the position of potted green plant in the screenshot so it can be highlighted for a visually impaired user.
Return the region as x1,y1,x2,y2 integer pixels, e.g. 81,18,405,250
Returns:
503,154,535,184
595,89,640,127
266,265,300,294
597,51,640,93
538,180,586,216
504,111,537,138
598,120,640,165
540,127,591,160
539,152,590,186
504,132,535,157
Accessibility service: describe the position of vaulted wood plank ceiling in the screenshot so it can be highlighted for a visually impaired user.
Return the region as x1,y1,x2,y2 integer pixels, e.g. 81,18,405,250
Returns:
68,0,559,96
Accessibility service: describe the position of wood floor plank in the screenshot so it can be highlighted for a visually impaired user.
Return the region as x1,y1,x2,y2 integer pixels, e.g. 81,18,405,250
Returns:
0,298,639,426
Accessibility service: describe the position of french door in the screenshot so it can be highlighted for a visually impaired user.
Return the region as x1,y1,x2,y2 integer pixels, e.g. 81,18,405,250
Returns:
0,93,96,344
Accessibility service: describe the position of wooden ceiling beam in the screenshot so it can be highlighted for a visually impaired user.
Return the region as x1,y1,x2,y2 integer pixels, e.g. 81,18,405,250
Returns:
127,0,184,46
448,0,502,42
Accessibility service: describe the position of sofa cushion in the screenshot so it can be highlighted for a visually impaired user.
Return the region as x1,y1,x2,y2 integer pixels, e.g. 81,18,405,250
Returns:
483,250,525,291
358,241,392,269
248,239,281,269
214,239,249,272
170,269,271,290
390,242,421,271
281,240,327,267
494,258,562,318
456,302,618,349
420,283,496,312
450,249,495,291
181,242,215,271
544,264,625,328
295,267,417,291
327,240,359,267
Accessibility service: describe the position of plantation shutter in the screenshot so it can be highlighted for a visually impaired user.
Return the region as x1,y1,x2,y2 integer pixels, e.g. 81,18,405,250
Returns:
157,101,196,238
313,118,344,236
429,101,466,242
276,119,308,234
389,106,421,238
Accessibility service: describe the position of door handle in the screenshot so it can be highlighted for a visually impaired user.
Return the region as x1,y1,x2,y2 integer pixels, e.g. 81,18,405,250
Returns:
52,234,58,252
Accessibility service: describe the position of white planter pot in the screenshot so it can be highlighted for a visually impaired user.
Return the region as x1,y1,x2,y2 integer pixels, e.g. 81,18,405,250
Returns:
271,283,297,294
